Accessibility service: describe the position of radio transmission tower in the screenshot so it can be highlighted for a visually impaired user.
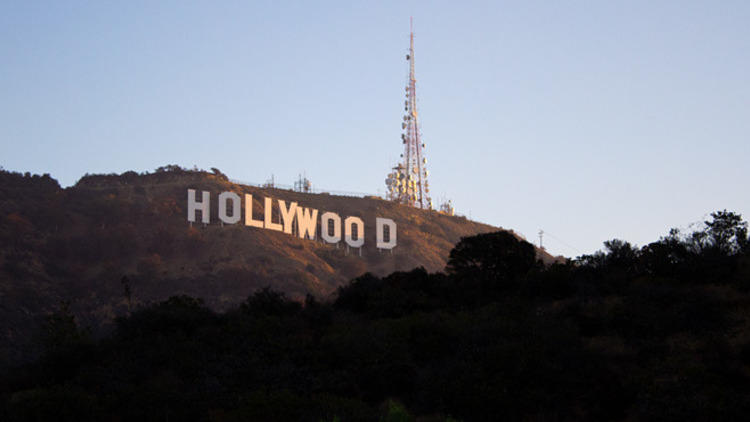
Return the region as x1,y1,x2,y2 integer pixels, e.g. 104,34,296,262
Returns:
385,18,432,209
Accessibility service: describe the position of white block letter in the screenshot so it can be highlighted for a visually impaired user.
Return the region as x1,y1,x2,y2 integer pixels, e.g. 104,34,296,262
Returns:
376,217,397,249
187,189,210,223
244,194,263,228
320,212,341,244
278,200,298,234
264,197,283,231
296,207,319,239
218,192,241,225
344,216,365,248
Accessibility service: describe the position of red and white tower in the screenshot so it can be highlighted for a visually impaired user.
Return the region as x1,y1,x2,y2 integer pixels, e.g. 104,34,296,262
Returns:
386,19,432,209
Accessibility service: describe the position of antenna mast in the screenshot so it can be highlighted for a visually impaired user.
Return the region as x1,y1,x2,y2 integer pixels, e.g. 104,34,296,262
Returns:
385,18,432,209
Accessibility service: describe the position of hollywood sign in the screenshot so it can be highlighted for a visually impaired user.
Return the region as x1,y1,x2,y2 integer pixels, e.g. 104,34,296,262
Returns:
187,189,397,249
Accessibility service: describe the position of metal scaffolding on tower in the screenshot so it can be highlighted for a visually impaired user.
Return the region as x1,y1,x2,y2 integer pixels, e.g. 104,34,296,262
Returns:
385,18,432,210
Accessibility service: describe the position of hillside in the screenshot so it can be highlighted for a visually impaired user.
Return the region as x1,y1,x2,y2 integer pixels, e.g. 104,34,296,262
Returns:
0,166,556,365
3,208,749,420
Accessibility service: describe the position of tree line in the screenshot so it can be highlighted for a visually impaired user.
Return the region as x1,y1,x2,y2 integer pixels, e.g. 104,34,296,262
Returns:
1,210,749,421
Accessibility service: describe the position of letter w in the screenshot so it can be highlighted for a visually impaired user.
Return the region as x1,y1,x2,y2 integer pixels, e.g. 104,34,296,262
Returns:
296,207,318,240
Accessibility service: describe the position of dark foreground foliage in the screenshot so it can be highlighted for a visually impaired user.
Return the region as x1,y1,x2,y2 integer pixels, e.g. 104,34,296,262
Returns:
2,211,750,421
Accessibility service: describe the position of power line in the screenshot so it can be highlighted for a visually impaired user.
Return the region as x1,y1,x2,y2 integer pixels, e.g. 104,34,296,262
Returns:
540,230,583,255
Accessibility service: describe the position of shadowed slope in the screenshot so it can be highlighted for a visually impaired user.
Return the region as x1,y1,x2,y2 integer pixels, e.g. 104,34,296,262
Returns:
0,167,556,366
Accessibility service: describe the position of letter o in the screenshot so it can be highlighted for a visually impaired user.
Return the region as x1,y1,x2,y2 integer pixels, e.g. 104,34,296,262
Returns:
218,192,241,224
344,216,365,248
321,212,342,244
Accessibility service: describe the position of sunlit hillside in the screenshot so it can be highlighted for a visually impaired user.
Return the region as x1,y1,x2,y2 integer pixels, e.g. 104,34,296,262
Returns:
0,166,556,366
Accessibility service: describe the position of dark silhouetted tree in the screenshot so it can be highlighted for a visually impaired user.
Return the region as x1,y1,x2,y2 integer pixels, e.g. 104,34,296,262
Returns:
602,239,639,273
42,301,88,356
446,231,536,283
241,287,302,317
704,210,747,255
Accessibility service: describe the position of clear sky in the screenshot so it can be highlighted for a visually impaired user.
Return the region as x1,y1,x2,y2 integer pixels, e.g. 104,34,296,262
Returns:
1,1,748,257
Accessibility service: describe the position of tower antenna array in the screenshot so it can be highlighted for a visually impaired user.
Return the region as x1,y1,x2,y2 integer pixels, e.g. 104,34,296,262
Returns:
385,18,432,209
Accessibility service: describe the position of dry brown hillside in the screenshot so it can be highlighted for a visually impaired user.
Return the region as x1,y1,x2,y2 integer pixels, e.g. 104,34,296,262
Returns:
0,167,558,365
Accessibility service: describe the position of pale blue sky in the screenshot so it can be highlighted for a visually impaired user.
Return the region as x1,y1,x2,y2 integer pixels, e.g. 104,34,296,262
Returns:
1,1,748,257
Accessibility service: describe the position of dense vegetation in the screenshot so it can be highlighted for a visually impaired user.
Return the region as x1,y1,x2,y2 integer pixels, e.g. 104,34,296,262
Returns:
0,167,507,369
2,210,750,421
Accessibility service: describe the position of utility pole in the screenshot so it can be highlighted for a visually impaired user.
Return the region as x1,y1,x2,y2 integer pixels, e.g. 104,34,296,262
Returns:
538,230,545,249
